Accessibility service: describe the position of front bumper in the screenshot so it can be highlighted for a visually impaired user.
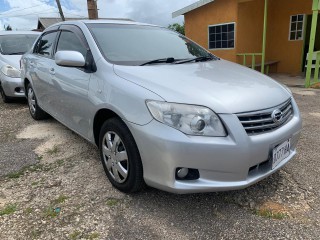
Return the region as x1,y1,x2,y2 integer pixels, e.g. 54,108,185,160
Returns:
0,73,25,98
127,98,302,194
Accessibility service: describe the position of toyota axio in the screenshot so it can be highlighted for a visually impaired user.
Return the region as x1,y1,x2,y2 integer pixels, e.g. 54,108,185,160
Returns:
21,20,302,194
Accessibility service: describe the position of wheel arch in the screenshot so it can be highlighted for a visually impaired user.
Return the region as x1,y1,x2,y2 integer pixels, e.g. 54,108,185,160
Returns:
93,108,123,146
24,78,31,97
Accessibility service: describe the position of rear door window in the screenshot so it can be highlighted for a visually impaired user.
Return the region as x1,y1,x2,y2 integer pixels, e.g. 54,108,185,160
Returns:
35,31,58,57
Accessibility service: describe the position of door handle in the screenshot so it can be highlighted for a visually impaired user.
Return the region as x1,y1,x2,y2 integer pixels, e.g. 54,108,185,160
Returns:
49,68,55,75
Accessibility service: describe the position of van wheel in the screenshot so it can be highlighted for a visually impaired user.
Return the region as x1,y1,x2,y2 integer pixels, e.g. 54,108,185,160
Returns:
0,84,12,103
99,118,145,193
26,83,49,120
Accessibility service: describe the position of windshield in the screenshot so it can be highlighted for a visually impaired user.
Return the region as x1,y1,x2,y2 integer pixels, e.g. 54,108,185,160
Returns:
0,34,38,55
87,24,216,66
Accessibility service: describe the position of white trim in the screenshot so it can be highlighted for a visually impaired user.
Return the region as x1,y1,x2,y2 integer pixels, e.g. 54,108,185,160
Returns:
207,22,236,50
172,0,215,18
288,14,305,41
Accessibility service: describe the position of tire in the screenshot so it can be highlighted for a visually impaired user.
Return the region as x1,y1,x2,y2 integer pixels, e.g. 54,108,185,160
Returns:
0,84,12,103
26,83,49,120
99,118,145,193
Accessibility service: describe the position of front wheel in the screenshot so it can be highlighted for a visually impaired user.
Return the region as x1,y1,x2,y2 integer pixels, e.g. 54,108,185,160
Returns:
99,118,145,193
26,83,49,120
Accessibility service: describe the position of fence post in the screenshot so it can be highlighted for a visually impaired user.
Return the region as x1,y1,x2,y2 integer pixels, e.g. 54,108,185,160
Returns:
306,0,319,87
314,52,320,83
261,0,268,74
252,54,256,70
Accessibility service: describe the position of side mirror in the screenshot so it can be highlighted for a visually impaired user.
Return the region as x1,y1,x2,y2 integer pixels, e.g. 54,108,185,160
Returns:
55,50,85,67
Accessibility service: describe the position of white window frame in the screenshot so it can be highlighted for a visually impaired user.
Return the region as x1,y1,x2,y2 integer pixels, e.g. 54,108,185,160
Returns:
288,14,305,41
208,22,236,50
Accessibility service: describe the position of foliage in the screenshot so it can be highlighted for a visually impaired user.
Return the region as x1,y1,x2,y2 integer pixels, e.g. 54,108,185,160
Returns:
168,22,185,35
4,25,12,31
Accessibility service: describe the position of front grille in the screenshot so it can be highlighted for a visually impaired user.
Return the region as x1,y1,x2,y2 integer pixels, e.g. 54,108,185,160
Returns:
236,99,293,135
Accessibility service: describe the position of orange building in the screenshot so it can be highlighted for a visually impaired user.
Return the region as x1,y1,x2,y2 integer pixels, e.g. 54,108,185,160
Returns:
173,0,320,78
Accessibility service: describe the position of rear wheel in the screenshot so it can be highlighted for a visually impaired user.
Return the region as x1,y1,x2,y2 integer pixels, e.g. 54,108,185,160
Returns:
26,83,49,120
0,84,12,103
99,118,145,193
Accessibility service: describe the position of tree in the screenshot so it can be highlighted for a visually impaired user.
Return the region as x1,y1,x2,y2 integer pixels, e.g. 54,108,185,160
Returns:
4,25,12,31
168,23,185,35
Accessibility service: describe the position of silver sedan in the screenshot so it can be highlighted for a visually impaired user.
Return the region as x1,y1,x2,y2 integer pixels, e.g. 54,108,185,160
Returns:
0,31,39,103
21,20,302,194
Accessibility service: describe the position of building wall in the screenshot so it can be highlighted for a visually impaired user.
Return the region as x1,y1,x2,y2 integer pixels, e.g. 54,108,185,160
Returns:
237,0,265,65
267,0,313,74
185,0,238,62
184,0,315,74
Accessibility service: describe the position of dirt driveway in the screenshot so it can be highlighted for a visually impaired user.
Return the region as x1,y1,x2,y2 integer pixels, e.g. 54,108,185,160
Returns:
0,86,320,240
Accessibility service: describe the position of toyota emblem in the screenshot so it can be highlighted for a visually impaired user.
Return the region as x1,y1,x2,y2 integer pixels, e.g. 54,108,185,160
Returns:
271,109,283,123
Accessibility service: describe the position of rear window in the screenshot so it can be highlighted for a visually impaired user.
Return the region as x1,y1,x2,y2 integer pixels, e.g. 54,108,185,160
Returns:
0,34,38,55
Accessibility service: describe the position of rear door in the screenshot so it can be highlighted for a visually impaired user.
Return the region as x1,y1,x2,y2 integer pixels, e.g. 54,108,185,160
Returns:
31,30,59,114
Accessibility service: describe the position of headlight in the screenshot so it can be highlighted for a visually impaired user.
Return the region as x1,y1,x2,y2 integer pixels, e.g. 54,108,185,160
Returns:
1,65,21,78
146,101,226,137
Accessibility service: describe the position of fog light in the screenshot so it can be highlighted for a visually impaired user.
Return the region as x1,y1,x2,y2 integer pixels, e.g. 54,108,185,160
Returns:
177,168,189,178
15,87,21,93
175,168,200,180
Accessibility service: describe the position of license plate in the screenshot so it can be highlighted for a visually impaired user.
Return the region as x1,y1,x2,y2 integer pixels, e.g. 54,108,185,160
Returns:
272,139,291,169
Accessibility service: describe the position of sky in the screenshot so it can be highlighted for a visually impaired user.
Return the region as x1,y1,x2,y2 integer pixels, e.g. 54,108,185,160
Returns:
0,0,198,30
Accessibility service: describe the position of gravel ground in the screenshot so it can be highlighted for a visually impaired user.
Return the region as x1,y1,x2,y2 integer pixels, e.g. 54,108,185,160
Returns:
0,86,319,240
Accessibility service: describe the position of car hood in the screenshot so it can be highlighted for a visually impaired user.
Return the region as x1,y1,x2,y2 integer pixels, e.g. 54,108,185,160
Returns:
113,60,291,114
0,55,21,69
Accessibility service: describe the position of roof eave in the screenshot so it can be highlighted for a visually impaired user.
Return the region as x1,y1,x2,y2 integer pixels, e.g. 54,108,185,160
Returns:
172,0,215,18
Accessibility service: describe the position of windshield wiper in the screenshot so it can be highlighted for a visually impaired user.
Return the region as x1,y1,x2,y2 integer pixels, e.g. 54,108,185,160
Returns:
175,56,215,64
7,52,25,55
140,57,175,66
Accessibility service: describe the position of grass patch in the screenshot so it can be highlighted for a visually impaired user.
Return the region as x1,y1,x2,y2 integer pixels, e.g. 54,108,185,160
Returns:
106,198,119,207
37,155,43,161
29,164,53,172
69,230,81,240
0,204,17,216
24,207,33,214
46,145,60,155
87,232,99,239
7,169,25,179
6,163,51,179
255,209,288,220
52,195,68,205
31,181,40,186
6,161,62,179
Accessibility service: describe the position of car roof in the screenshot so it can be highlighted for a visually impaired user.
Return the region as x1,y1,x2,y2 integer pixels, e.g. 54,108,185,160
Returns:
0,31,40,36
51,19,159,28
